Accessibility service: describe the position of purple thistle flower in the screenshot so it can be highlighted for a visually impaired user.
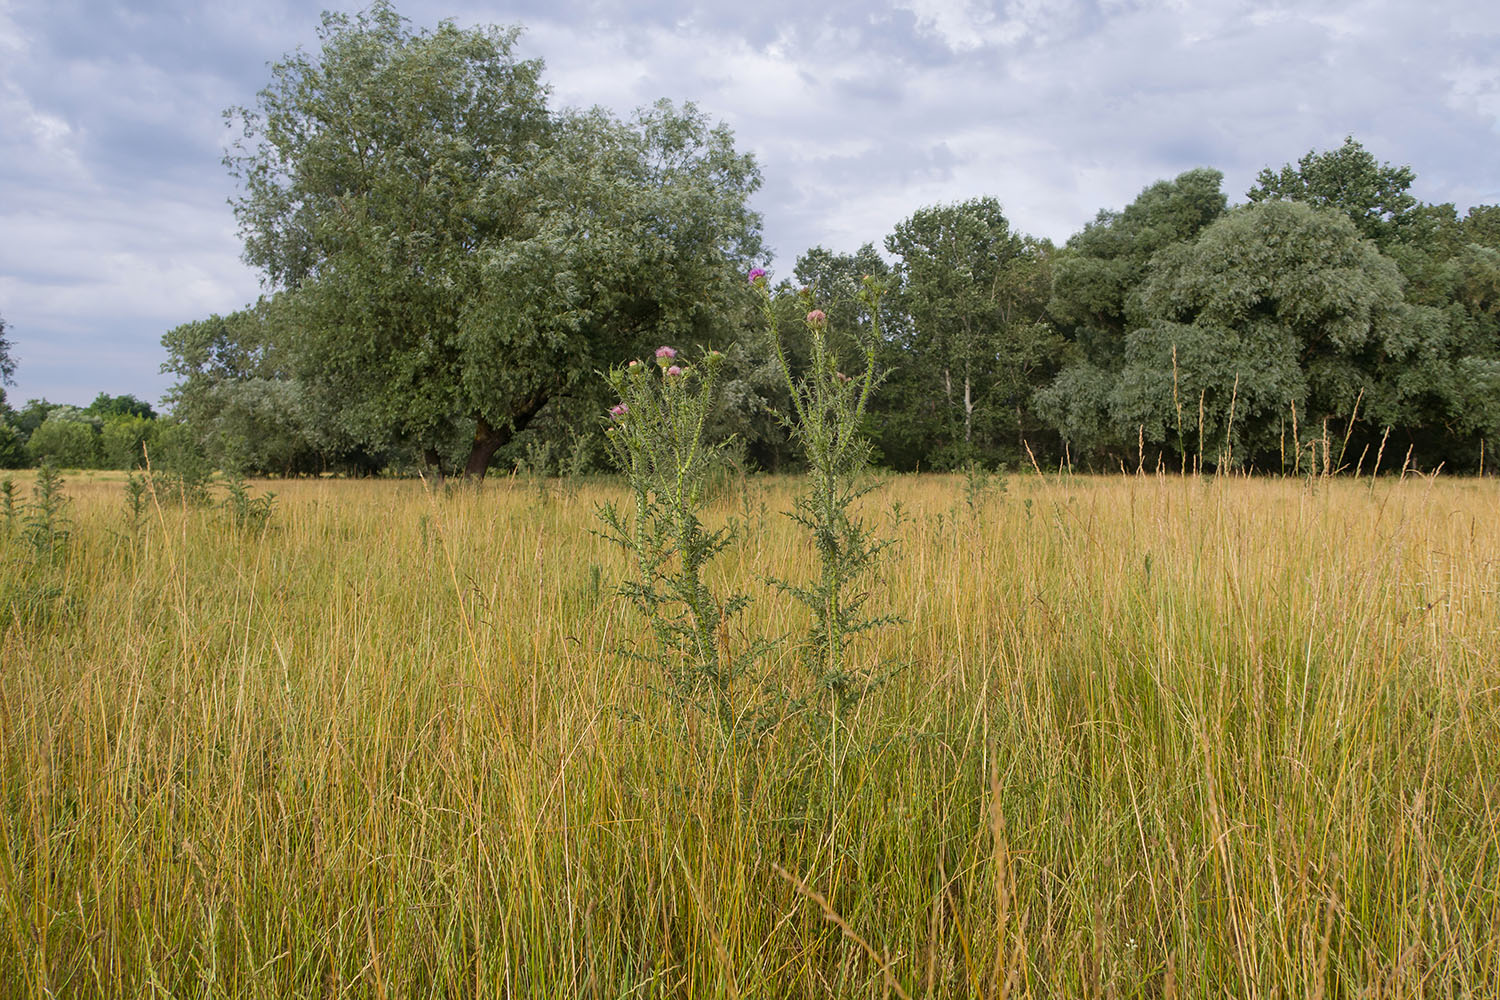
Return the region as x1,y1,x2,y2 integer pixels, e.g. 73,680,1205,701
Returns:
665,365,683,376
806,309,827,327
609,403,628,419
655,346,677,360
748,267,767,284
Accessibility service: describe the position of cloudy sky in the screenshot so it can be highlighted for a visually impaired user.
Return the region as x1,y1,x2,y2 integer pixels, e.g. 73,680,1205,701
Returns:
3,0,1498,408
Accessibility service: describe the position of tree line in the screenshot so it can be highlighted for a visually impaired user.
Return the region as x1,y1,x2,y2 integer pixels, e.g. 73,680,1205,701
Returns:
7,3,1499,476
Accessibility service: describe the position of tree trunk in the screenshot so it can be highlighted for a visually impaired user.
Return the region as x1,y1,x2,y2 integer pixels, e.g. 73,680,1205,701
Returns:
461,417,507,480
963,371,973,445
461,395,549,480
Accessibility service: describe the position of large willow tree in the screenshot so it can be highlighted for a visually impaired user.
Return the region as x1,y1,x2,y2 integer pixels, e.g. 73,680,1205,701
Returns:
224,2,761,477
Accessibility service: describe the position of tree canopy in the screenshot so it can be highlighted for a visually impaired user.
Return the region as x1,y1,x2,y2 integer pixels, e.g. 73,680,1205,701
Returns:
883,198,1057,467
0,313,14,407
1247,137,1417,247
132,17,1499,481
219,1,761,478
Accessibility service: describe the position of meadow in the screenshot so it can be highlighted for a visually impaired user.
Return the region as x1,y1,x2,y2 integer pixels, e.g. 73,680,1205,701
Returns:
2,469,1498,998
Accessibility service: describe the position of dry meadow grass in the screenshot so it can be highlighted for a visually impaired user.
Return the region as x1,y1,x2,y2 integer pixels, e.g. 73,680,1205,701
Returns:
2,469,1498,997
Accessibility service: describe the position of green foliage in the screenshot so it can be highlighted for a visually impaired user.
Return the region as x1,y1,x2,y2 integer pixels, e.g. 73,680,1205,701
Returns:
0,422,25,469
1037,170,1229,467
1033,361,1120,458
598,345,762,737
885,198,1059,467
99,415,156,470
220,474,277,534
11,398,53,440
757,273,902,722
222,2,761,479
25,409,100,468
84,393,155,420
1248,136,1417,247
0,312,13,388
1035,186,1495,471
961,460,1007,515
22,463,69,561
162,300,341,475
1049,168,1228,359
0,466,76,633
148,420,214,506
0,478,15,532
124,474,148,531
1464,204,1500,249
1121,202,1408,466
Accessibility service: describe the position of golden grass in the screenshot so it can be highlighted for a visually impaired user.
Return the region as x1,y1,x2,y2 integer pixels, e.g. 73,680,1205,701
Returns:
2,470,1498,997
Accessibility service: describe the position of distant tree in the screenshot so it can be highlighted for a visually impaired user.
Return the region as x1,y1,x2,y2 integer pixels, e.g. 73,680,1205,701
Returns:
26,407,101,468
13,399,53,440
0,313,13,421
885,198,1059,467
100,417,150,470
0,327,23,463
225,3,760,479
1037,170,1227,461
1048,168,1227,365
1112,202,1419,467
1247,137,1417,248
162,298,336,475
0,425,22,468
1463,205,1500,249
85,393,156,420
0,312,13,389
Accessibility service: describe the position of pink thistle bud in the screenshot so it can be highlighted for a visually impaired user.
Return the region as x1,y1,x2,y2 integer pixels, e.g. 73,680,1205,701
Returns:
655,346,677,360
748,267,767,284
806,309,827,327
609,403,628,419
665,365,683,376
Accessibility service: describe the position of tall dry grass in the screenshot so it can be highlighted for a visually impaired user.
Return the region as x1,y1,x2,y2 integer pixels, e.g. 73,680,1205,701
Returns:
2,469,1498,997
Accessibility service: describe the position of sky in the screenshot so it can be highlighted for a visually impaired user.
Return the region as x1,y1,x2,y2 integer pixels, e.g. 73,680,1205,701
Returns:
3,0,1498,409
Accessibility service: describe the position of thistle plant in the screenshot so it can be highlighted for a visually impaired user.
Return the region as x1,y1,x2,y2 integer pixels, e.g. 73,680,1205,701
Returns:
124,473,148,531
0,478,15,534
23,463,70,561
597,345,761,738
221,473,277,534
751,269,902,723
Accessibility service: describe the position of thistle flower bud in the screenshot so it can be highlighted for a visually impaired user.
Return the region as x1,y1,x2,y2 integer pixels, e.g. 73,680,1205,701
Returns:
665,365,683,377
806,309,827,328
